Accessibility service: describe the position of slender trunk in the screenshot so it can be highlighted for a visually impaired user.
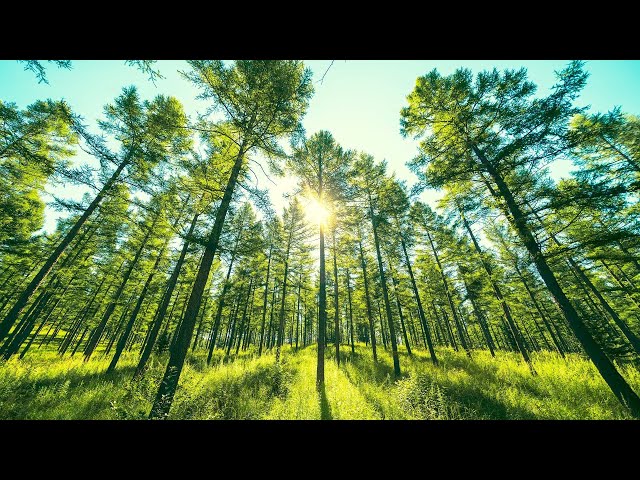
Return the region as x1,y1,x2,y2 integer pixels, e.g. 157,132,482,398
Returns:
266,281,278,350
346,268,355,354
107,237,169,373
358,239,377,361
150,145,246,419
332,229,340,365
71,326,90,357
317,221,327,389
399,232,437,363
193,295,209,351
515,265,565,358
207,231,245,363
296,275,302,351
460,212,533,368
236,278,254,356
425,229,471,358
388,266,411,356
134,212,199,379
258,244,273,356
225,292,242,357
461,274,495,357
277,235,293,363
84,213,158,362
368,195,400,376
378,302,388,350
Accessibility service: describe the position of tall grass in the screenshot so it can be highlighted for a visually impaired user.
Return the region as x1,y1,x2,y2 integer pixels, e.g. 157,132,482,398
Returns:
0,342,637,419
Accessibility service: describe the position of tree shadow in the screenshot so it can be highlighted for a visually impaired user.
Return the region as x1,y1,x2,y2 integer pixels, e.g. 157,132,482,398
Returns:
318,383,332,420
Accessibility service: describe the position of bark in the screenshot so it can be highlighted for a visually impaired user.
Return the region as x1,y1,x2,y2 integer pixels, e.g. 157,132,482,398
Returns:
332,229,340,365
460,211,533,368
84,213,159,362
150,145,246,419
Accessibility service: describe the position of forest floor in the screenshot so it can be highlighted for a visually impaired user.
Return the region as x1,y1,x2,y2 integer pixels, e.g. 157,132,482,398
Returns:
1,341,639,419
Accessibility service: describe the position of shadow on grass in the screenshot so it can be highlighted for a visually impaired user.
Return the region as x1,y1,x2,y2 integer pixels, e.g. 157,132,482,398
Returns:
343,349,406,384
318,383,332,420
175,361,295,419
20,365,138,392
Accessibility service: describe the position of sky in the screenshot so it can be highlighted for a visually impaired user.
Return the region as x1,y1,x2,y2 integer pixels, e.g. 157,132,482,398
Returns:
1,59,640,233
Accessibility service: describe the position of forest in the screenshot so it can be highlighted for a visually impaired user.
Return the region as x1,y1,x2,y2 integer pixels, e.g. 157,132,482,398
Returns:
1,59,639,420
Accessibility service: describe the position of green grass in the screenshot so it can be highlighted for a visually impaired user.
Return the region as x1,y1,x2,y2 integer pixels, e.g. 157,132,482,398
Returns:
0,343,638,419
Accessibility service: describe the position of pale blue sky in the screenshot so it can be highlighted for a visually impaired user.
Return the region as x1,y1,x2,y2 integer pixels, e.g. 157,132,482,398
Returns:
2,60,639,232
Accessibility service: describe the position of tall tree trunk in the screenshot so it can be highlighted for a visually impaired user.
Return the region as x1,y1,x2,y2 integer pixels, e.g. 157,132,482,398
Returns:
150,145,247,419
295,274,302,351
332,229,340,365
84,213,159,362
134,212,199,379
388,265,411,356
425,229,471,358
193,295,210,351
346,268,355,355
358,239,377,362
317,221,327,389
235,278,254,356
460,274,496,357
107,235,170,373
368,195,400,376
399,232,437,363
473,144,640,417
258,244,273,356
459,211,533,368
514,265,565,358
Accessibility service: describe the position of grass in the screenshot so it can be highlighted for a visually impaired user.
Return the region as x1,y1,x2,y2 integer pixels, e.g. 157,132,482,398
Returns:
0,342,638,419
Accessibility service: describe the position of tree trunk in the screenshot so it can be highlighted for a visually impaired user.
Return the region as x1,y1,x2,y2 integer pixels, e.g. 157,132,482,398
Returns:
107,235,170,373
460,211,533,368
515,265,565,358
399,232,437,363
236,278,254,356
358,239,377,362
84,213,158,362
332,229,340,365
425,229,471,358
368,195,400,377
388,267,411,356
134,212,199,379
150,146,246,419
258,244,273,356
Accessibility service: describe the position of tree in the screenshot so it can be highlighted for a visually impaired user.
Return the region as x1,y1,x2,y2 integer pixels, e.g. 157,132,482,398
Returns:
149,60,313,418
286,130,352,389
401,61,640,416
0,99,77,250
351,154,403,377
0,87,190,343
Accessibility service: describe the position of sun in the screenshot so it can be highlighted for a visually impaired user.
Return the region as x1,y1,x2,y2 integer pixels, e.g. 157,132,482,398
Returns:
304,197,330,226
